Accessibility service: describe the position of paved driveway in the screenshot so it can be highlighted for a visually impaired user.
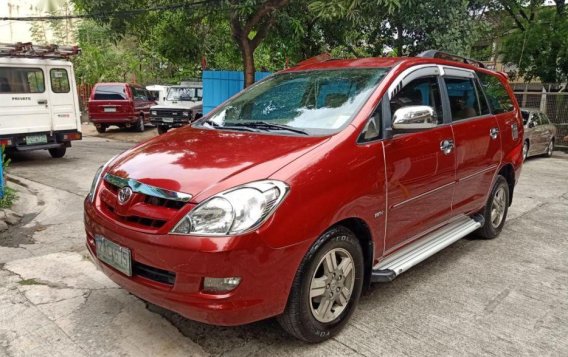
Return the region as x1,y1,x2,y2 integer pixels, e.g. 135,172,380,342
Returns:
1,137,567,356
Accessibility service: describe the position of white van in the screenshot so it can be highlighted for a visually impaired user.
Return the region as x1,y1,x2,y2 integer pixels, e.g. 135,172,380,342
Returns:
0,44,82,158
146,84,170,105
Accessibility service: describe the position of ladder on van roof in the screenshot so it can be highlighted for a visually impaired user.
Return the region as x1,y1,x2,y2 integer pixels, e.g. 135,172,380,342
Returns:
0,42,81,59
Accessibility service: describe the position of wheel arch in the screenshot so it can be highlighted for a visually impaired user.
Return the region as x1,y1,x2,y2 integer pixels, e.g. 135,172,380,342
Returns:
498,163,515,206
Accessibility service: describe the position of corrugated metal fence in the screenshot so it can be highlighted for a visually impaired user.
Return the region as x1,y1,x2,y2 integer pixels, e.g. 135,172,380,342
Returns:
513,88,568,148
202,70,271,114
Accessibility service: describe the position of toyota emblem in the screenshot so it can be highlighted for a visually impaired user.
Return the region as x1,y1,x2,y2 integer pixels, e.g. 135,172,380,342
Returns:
118,186,133,205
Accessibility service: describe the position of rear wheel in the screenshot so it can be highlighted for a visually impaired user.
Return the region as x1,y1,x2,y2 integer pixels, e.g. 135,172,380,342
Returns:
477,175,509,239
157,125,169,135
277,226,364,343
48,146,66,158
95,125,106,134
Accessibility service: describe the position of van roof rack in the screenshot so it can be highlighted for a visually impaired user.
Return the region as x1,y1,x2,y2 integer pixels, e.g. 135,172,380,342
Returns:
0,42,81,59
417,50,485,69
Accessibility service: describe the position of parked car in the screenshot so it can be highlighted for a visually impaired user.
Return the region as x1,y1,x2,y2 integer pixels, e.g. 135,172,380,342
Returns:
0,43,82,158
150,84,203,135
88,83,156,133
521,108,557,160
85,51,523,342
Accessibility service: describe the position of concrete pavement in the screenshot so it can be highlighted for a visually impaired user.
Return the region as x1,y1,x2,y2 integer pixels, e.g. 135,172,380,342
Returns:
1,135,567,356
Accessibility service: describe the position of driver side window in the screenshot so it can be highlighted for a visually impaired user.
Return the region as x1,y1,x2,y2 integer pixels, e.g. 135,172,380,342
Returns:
390,76,443,124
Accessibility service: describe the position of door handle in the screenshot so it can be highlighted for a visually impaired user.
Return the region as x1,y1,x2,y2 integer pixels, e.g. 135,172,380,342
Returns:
440,139,454,155
489,127,500,140
38,99,48,105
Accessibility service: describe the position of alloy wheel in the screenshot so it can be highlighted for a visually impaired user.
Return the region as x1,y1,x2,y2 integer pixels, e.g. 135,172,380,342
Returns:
490,186,507,229
309,248,355,323
523,142,528,161
547,141,554,156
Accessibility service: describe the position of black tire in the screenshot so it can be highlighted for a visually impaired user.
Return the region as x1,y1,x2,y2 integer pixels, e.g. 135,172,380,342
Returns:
48,146,66,158
477,175,509,239
522,140,529,161
95,125,106,134
157,125,169,135
277,226,364,343
544,139,554,157
134,115,145,132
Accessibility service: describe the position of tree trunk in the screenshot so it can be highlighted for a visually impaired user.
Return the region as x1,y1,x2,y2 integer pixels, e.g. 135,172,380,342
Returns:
240,40,256,88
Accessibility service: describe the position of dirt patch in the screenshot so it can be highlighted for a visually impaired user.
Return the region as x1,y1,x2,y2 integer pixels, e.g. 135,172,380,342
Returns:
0,214,45,248
81,122,158,144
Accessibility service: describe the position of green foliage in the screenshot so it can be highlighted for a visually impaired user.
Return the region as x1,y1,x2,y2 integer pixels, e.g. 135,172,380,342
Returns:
0,187,16,209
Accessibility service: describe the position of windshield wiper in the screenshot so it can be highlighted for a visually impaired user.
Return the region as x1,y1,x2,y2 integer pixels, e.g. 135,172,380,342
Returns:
231,122,309,135
200,119,259,132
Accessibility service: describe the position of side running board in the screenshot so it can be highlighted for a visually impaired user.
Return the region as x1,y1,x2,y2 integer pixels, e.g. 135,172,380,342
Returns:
371,215,484,283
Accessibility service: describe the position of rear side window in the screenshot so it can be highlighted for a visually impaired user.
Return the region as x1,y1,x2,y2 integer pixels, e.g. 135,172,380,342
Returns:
478,73,514,114
444,77,482,121
50,68,70,93
0,67,45,93
132,87,148,100
94,85,127,100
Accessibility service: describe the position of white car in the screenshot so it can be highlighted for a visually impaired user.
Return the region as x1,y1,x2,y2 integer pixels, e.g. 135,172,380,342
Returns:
150,85,202,135
0,43,82,158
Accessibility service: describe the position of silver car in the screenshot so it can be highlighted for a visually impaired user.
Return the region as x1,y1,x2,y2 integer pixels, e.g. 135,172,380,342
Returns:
521,108,557,160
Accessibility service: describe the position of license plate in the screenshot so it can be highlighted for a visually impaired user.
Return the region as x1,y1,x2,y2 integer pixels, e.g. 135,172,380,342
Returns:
162,117,174,123
104,107,117,112
26,134,47,145
95,235,132,276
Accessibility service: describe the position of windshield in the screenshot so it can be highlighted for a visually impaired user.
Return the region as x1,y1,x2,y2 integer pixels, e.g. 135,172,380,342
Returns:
166,87,202,101
196,68,389,135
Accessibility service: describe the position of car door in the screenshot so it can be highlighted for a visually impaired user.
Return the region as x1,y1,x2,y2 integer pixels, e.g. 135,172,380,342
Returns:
444,67,502,215
383,66,456,252
534,113,552,152
47,65,79,131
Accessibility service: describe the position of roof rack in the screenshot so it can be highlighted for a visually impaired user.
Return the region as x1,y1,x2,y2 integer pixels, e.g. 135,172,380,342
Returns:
417,50,485,69
0,42,81,59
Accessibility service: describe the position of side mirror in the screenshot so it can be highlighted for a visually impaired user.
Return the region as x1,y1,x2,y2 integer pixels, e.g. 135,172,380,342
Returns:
528,121,536,128
392,106,437,132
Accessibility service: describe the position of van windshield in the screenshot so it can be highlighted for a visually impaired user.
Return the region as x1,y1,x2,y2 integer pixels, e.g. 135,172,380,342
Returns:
195,68,389,135
94,85,127,100
167,87,202,101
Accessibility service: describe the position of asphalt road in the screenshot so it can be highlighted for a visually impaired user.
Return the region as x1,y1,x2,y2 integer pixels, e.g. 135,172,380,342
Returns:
1,134,567,356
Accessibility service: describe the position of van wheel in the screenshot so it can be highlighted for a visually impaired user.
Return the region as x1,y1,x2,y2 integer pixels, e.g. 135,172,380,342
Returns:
48,147,66,159
135,116,145,132
277,226,364,343
477,175,509,239
157,125,168,135
96,125,106,134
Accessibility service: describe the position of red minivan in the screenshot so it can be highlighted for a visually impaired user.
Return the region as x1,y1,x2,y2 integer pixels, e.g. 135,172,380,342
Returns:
88,83,155,133
84,52,523,342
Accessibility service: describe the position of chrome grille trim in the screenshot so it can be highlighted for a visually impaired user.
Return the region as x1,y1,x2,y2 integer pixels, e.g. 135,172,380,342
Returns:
104,173,192,203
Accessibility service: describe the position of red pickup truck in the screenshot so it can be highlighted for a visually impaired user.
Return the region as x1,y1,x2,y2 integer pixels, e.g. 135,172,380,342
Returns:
84,52,523,342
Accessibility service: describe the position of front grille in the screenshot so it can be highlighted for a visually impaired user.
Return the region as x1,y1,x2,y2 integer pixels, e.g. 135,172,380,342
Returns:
153,109,184,117
133,262,176,285
100,180,186,229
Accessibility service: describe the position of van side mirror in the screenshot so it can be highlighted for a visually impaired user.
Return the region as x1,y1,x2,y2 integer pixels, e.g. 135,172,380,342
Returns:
392,106,437,132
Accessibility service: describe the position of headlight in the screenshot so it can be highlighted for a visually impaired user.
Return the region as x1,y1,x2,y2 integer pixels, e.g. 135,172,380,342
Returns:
151,110,157,116
88,155,117,203
182,111,190,117
171,180,289,236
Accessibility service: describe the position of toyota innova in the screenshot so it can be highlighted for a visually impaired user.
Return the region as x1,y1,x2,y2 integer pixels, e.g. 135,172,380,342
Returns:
84,51,523,342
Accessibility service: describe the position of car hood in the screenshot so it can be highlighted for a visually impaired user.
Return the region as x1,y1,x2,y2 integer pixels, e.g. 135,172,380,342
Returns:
107,127,329,200
151,102,202,110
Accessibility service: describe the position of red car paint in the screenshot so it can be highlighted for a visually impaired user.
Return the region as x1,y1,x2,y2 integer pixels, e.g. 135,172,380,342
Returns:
84,56,523,326
88,83,155,127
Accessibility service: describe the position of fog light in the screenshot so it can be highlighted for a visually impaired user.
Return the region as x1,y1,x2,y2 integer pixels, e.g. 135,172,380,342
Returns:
203,277,241,293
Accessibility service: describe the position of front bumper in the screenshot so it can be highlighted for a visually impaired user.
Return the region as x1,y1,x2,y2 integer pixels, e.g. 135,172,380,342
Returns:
84,199,308,326
150,115,190,127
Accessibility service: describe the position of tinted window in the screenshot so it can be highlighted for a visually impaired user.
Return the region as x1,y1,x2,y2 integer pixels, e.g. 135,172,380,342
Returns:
444,78,481,121
474,79,490,115
94,85,127,100
50,68,70,93
478,73,514,114
132,87,148,100
201,68,388,135
521,111,530,125
390,76,444,123
0,67,45,93
540,113,551,124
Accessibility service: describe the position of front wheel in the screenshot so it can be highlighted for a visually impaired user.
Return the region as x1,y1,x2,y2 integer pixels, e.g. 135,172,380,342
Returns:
545,139,554,157
277,226,364,343
477,175,509,239
135,116,145,132
157,125,169,135
95,125,106,134
48,146,66,158
522,141,529,161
